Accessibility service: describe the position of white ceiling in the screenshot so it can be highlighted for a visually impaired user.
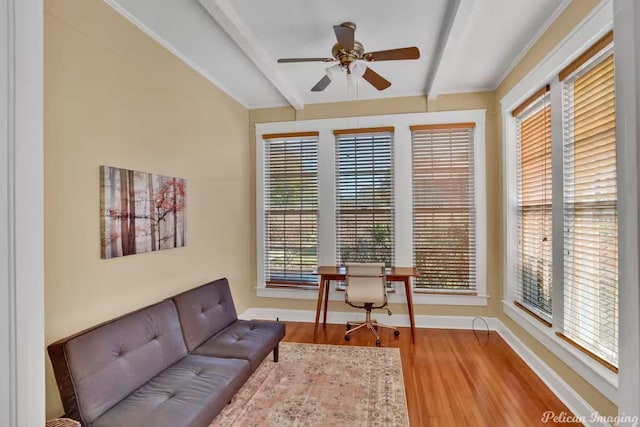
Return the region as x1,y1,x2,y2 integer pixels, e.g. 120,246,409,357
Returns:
106,0,569,109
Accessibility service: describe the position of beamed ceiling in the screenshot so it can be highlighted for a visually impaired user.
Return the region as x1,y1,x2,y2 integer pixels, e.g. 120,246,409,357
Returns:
104,0,570,109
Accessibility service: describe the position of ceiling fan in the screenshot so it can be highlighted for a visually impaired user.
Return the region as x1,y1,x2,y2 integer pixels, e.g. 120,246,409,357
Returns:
277,22,420,92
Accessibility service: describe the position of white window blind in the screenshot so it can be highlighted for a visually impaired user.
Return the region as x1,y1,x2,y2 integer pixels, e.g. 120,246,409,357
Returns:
263,132,318,286
514,87,553,320
561,33,618,369
335,128,394,266
411,124,476,290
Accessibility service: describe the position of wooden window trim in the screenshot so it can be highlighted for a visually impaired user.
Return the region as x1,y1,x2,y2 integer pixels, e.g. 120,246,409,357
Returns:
264,136,318,286
333,126,394,136
410,123,476,131
266,282,318,290
262,131,319,140
414,290,477,296
514,301,552,327
335,132,394,266
515,101,553,316
411,126,476,291
561,51,618,369
556,332,618,373
512,85,550,117
559,31,614,82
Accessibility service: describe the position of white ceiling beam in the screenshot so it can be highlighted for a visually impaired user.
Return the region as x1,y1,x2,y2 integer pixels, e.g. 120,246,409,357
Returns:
427,0,476,100
199,0,304,110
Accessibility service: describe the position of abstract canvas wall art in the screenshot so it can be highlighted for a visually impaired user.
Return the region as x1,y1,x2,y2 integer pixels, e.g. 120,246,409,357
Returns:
100,166,186,259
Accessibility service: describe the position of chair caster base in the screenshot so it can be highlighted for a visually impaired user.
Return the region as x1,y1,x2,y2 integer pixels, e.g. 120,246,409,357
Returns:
375,340,381,347
344,334,351,341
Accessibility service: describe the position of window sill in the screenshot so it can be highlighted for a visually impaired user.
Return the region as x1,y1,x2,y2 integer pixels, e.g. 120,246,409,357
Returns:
256,286,488,306
502,300,618,402
256,287,320,300
412,293,488,306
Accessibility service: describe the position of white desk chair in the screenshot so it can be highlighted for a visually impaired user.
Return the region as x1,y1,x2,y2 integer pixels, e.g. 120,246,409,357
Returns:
344,262,399,346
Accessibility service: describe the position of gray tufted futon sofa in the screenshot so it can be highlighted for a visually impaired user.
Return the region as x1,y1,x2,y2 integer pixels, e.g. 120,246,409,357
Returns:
48,278,285,427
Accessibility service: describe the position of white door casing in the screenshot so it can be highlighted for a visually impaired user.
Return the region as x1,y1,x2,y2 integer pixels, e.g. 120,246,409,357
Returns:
1,0,45,425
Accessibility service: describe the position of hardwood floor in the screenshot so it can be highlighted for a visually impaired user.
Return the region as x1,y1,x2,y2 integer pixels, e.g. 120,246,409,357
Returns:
282,322,581,427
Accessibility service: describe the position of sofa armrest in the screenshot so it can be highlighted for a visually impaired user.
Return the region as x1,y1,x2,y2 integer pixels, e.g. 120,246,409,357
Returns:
47,343,82,424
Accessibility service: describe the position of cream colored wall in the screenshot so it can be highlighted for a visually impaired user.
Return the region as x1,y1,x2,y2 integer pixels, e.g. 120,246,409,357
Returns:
248,91,500,317
44,0,250,418
494,0,616,417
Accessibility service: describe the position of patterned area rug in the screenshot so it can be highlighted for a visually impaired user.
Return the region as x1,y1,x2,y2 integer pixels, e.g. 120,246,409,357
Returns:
209,342,409,427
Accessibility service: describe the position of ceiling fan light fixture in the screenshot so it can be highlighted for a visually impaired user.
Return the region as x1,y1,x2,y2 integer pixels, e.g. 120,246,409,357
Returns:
326,63,343,80
349,61,367,78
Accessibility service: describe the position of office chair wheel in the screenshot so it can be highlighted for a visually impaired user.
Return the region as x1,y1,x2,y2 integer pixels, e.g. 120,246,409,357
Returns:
346,322,350,330
375,340,381,347
344,334,351,341
394,330,400,336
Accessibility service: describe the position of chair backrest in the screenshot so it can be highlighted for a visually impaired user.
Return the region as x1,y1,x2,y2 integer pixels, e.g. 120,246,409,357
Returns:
172,278,238,352
345,262,387,305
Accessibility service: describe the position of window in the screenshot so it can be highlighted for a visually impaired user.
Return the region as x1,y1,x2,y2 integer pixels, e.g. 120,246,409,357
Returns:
514,87,553,321
263,132,318,287
504,27,619,381
560,32,618,369
411,124,476,291
335,128,394,266
256,109,487,306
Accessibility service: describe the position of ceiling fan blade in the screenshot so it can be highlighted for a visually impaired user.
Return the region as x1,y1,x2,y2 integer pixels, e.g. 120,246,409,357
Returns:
333,24,355,51
364,47,420,62
311,75,332,92
278,57,335,63
362,67,391,91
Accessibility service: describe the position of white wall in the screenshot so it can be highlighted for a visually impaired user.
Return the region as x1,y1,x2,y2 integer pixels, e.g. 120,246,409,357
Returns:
0,0,12,423
0,0,45,425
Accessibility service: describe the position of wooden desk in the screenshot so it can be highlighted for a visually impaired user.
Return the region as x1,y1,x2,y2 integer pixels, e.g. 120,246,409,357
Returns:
312,266,419,342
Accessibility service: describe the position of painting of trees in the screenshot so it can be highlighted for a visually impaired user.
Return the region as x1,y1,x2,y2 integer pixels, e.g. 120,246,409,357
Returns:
100,166,187,259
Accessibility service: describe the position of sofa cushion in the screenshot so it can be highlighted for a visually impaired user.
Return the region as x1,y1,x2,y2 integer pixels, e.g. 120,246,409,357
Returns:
172,278,238,352
92,355,250,427
192,320,285,372
59,300,188,424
